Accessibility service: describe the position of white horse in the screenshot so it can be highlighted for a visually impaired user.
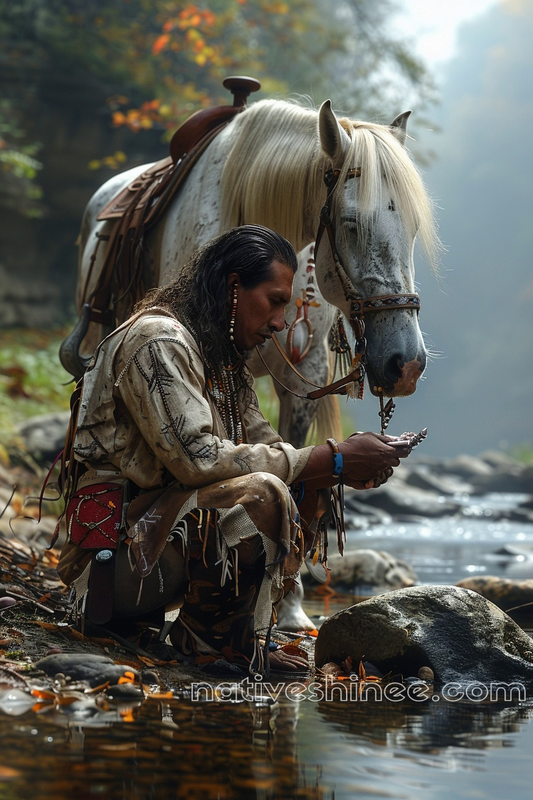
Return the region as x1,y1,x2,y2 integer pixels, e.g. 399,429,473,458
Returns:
65,98,437,448
62,97,438,632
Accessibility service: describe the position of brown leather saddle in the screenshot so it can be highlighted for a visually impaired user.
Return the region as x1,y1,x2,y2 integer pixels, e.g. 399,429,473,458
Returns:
87,76,260,328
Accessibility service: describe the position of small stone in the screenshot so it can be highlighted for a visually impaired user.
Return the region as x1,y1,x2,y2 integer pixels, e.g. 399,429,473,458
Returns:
141,670,160,685
320,662,345,677
36,654,139,688
418,666,434,682
106,684,144,699
0,597,17,610
45,648,62,656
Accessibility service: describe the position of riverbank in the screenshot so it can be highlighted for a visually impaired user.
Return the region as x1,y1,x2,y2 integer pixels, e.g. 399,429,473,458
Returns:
1,445,533,691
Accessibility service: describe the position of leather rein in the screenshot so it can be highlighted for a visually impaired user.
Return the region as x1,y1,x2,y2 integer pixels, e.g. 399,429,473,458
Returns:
255,166,421,402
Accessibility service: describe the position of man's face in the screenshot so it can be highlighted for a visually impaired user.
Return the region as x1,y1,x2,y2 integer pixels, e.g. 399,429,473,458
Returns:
229,259,294,352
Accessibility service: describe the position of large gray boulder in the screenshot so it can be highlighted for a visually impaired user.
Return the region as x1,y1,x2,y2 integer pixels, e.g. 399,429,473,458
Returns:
315,585,533,686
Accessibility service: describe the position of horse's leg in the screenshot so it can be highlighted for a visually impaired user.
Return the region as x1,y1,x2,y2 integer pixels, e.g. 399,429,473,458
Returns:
275,334,342,446
275,577,315,632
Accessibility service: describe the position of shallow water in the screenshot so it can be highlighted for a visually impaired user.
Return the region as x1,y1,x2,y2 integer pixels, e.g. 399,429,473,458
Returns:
1,690,533,799
2,501,533,800
347,493,533,586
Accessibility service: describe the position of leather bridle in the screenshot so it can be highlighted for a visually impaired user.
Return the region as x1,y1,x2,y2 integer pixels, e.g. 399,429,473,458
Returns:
255,165,421,408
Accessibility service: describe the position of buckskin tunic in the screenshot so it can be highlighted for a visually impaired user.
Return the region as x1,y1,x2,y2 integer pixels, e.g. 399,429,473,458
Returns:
57,307,314,660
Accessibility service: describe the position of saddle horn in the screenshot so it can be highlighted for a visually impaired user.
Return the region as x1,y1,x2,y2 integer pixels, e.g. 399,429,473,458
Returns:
222,76,261,108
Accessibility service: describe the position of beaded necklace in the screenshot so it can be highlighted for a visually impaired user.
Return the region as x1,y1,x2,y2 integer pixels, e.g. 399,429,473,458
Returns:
206,362,244,445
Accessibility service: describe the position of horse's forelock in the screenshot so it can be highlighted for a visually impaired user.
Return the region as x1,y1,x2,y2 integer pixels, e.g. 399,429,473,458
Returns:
219,100,439,266
336,118,440,267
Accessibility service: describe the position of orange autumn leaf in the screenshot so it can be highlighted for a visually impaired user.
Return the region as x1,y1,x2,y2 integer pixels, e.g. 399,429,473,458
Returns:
141,99,161,111
31,688,56,701
152,33,170,55
42,551,59,567
279,644,307,658
56,693,84,706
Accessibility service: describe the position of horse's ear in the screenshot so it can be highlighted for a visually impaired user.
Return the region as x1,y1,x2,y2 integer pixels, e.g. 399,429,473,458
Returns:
319,100,351,163
390,111,412,146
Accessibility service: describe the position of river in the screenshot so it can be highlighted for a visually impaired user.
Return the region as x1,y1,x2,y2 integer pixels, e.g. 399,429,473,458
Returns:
1,496,532,799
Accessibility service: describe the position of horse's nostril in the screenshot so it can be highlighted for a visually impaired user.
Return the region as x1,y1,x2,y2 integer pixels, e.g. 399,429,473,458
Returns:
384,354,405,384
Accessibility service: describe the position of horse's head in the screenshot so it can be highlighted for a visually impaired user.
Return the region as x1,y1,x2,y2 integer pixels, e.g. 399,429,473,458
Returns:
314,101,438,397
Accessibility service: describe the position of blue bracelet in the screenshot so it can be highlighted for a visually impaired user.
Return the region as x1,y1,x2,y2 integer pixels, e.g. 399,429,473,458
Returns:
327,438,343,479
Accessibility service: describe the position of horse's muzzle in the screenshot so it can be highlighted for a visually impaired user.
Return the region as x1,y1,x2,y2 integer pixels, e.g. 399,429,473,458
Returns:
368,358,424,397
391,359,424,396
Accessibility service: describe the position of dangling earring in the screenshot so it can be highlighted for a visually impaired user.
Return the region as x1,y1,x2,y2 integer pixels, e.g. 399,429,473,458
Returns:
229,282,238,343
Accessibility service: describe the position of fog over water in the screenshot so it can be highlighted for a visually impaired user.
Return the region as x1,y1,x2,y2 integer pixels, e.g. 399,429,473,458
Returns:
350,0,533,457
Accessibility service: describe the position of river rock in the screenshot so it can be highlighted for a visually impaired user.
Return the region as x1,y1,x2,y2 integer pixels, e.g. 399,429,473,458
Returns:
414,454,493,481
480,450,521,469
403,466,473,496
303,550,417,591
315,585,533,685
469,465,533,494
436,455,494,480
456,576,533,617
36,653,139,688
17,413,70,463
344,495,393,526
355,481,460,518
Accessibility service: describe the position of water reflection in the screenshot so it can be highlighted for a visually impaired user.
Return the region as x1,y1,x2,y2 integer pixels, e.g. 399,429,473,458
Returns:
0,694,314,800
0,687,532,800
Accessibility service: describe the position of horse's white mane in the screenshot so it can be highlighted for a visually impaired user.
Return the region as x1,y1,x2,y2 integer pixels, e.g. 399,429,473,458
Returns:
220,99,438,263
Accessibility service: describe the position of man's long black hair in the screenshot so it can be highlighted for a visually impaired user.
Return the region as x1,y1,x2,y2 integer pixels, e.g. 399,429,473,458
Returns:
136,225,297,375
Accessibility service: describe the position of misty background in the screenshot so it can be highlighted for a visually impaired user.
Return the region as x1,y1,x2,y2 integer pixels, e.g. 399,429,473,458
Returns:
351,0,533,457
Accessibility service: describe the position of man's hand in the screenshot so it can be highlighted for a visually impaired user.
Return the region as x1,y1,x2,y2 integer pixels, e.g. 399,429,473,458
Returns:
340,431,410,486
296,430,411,490
344,465,394,490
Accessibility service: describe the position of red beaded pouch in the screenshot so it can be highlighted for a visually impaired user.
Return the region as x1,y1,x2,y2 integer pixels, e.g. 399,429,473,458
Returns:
66,483,124,550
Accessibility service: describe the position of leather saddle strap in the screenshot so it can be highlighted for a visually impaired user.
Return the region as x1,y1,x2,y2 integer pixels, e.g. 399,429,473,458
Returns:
89,117,239,325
